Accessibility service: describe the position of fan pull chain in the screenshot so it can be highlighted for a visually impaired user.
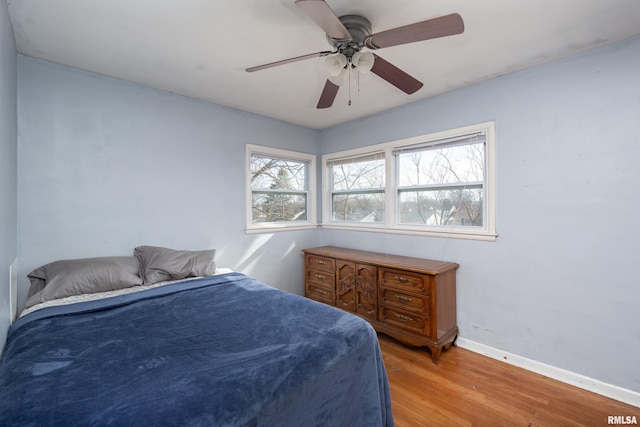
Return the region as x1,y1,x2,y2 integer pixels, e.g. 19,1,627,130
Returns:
348,61,352,106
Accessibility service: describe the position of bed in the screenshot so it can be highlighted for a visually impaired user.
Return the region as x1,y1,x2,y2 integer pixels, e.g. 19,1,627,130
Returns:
0,246,393,426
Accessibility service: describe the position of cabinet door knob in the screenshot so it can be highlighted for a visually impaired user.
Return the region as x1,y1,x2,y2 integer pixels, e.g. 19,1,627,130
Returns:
394,295,413,303
393,275,412,283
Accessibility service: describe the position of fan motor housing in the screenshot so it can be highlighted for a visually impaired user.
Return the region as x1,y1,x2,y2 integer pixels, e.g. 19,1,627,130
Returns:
326,15,372,48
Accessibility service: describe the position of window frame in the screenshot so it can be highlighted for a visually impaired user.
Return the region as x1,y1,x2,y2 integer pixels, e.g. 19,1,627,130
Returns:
327,151,386,224
322,122,497,241
246,144,317,233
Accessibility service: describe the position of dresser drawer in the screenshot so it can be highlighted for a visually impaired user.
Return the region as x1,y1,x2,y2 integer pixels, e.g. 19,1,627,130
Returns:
379,288,430,315
305,282,335,305
305,254,336,273
305,268,335,287
379,306,431,337
379,268,430,293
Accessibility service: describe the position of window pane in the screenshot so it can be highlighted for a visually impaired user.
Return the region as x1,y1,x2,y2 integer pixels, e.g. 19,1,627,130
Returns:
251,156,307,191
331,158,384,191
398,188,483,227
398,142,484,187
332,192,384,222
252,192,307,223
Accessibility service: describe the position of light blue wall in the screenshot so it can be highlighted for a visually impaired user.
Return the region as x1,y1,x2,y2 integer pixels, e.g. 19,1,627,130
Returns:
0,0,17,353
318,37,640,392
16,56,320,310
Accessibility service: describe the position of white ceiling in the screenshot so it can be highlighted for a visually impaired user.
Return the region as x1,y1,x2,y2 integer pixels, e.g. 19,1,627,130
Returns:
7,0,640,129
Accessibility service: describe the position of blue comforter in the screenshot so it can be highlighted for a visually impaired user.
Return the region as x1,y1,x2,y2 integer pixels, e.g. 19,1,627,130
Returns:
0,272,393,426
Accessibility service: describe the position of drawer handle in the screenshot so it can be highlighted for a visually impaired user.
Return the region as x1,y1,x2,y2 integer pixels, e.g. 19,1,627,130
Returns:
394,295,413,303
394,313,413,322
315,274,327,280
393,275,412,283
314,288,327,295
316,260,327,265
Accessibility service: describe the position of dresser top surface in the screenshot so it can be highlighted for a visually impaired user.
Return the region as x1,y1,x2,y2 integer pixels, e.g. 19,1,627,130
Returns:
303,246,459,275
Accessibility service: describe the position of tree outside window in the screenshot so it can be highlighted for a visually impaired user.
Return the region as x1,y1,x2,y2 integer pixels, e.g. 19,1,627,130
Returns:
329,154,385,223
397,137,485,228
247,145,316,232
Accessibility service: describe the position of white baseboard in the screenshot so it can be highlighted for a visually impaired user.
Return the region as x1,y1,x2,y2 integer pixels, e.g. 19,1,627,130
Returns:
456,337,640,408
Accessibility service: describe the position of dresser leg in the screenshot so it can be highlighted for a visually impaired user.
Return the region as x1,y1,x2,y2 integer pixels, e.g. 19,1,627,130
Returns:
429,333,458,363
429,345,443,363
451,334,459,347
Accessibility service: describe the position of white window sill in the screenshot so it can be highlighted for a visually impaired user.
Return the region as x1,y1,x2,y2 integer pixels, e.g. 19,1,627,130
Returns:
245,223,318,234
321,223,498,241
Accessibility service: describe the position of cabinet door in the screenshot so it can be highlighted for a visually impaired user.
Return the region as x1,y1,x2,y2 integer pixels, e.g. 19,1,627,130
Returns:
355,263,377,320
337,261,377,320
336,260,356,312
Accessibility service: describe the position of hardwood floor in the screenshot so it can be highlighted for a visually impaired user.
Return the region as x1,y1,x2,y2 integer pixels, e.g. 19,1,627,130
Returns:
378,334,639,426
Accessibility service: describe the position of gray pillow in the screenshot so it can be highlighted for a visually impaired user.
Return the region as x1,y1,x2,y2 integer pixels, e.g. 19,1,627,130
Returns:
134,246,216,285
26,256,143,308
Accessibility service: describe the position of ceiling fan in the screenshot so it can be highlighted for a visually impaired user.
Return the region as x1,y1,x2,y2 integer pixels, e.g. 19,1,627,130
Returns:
246,0,464,109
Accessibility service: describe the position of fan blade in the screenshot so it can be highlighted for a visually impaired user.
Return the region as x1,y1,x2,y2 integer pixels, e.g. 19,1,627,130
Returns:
365,13,464,49
295,0,351,41
371,54,423,94
317,80,340,109
246,51,333,72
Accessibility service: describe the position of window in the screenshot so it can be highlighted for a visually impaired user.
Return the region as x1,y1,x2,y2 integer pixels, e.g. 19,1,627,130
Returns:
246,145,316,233
395,134,485,228
328,152,385,223
322,122,496,241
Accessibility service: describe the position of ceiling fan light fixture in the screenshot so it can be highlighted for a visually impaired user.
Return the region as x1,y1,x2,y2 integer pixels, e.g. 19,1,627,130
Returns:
352,51,375,73
324,53,348,77
327,68,347,86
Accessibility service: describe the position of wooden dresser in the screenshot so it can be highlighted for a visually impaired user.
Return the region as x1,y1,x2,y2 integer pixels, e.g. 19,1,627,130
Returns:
303,246,459,362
